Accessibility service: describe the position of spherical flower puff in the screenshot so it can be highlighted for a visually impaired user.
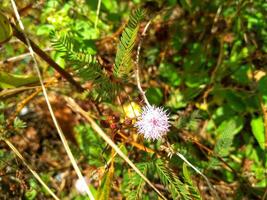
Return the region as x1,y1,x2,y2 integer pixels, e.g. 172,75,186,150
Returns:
135,105,170,140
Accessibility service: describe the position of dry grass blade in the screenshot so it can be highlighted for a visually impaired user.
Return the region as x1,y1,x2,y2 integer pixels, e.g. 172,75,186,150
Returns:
4,139,60,200
95,0,102,28
10,1,95,199
65,97,167,200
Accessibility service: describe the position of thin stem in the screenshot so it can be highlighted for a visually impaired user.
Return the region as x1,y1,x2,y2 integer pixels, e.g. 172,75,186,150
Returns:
161,144,220,200
10,1,94,200
175,152,220,200
135,20,151,106
0,86,41,98
0,48,52,66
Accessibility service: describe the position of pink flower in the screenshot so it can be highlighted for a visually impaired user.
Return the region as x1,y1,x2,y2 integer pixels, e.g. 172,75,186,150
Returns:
135,105,170,140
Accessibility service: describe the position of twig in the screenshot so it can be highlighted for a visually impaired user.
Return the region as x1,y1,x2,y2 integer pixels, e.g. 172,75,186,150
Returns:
135,21,151,106
175,152,220,200
117,131,155,153
0,86,40,99
202,38,224,107
3,139,60,200
0,48,52,66
11,23,84,92
10,1,94,200
65,97,167,200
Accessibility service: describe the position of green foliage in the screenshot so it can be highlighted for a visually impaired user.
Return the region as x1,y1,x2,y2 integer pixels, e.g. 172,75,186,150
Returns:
1,0,267,198
215,116,244,157
96,165,114,200
114,9,144,79
155,159,193,200
50,31,118,101
209,116,244,167
13,117,27,129
124,162,150,200
146,87,163,105
174,110,202,132
159,62,181,87
24,179,38,200
74,124,106,166
182,163,202,200
0,12,12,44
123,159,201,199
258,75,267,105
250,116,265,150
0,72,38,89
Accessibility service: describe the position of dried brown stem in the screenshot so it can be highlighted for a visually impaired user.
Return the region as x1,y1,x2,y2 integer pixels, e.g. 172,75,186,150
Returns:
11,23,85,92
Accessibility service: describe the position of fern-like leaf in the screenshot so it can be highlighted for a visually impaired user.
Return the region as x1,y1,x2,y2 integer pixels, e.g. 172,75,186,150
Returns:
209,116,244,168
125,162,150,200
50,31,118,101
114,9,144,79
155,159,192,200
182,163,202,200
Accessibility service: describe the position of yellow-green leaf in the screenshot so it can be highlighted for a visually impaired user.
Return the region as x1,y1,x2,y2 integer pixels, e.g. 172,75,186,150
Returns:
0,12,12,44
251,116,265,150
96,165,114,200
0,72,38,89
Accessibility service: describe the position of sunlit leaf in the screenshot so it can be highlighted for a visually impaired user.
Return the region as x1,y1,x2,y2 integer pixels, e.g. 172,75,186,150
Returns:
251,116,265,150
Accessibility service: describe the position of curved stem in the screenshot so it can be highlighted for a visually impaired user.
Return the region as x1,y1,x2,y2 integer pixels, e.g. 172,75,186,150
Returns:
135,20,151,106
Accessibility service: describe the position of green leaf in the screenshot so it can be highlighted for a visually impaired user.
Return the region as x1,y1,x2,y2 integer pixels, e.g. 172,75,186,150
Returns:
179,0,192,13
223,90,246,113
215,116,244,157
213,88,246,113
182,163,202,200
167,89,187,109
96,165,114,200
102,0,118,12
146,87,163,105
231,65,251,85
184,71,209,88
155,159,191,200
24,188,38,200
0,12,12,44
36,24,55,36
212,105,236,125
24,179,38,200
50,31,118,101
251,116,265,150
114,9,144,79
124,162,149,200
159,62,181,87
0,72,38,89
75,124,106,166
210,116,244,168
258,75,267,105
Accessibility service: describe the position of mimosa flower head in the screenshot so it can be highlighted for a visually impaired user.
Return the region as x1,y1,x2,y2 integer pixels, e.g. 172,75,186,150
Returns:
135,105,170,140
